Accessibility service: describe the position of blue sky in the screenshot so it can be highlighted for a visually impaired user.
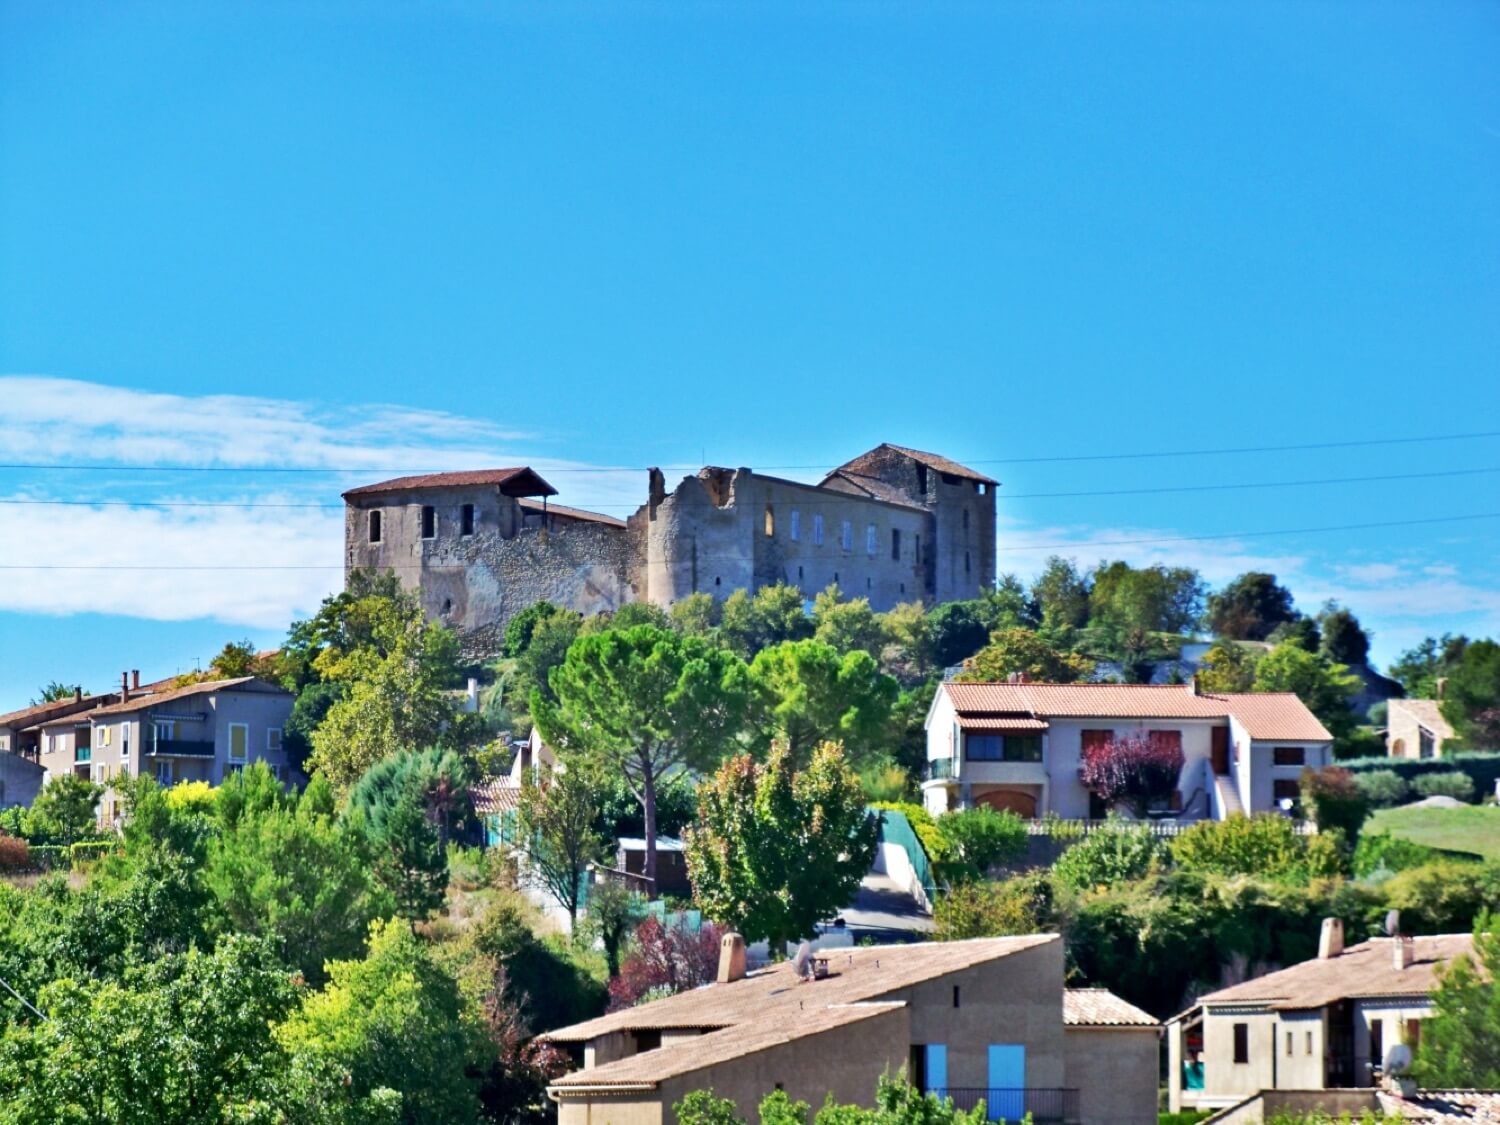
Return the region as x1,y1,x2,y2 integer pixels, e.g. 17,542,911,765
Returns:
1,1,1497,705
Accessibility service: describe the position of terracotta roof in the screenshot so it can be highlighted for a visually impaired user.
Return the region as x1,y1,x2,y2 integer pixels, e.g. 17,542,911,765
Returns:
819,471,928,511
471,779,521,816
1197,934,1476,1011
955,716,1051,732
1391,699,1456,739
1375,1090,1500,1123
37,708,113,729
85,677,290,717
835,444,997,486
544,935,1057,1044
939,682,1332,742
517,498,627,529
0,694,109,730
342,467,557,500
1063,989,1159,1028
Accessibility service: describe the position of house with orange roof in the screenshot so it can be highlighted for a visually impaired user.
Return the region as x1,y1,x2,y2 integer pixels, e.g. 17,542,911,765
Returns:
923,678,1333,820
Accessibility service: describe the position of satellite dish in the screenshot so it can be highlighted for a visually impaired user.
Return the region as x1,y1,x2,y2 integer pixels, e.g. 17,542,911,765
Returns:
791,941,813,981
1385,1043,1413,1076
1385,910,1401,937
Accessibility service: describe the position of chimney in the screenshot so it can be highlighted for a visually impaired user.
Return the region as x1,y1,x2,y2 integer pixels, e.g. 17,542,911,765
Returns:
1006,672,1027,685
717,932,747,984
131,670,140,690
1393,935,1414,971
1187,674,1200,696
1435,677,1447,701
74,687,83,703
121,671,130,701
1318,917,1345,959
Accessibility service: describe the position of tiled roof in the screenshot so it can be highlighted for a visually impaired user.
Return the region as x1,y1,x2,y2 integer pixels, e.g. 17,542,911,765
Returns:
837,444,998,486
1063,989,1159,1028
1197,934,1475,1011
1376,1090,1500,1123
955,716,1051,732
543,935,1056,1044
550,1003,907,1091
1391,699,1456,739
819,471,927,511
940,682,1332,742
470,779,521,816
517,498,627,529
342,467,557,500
0,695,107,730
85,677,289,717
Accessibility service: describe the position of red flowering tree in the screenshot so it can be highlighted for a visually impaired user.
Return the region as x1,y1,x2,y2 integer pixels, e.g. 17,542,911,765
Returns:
607,915,723,1011
1080,730,1184,817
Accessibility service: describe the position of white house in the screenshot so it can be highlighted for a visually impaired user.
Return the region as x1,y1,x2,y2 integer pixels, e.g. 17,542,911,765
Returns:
923,679,1333,821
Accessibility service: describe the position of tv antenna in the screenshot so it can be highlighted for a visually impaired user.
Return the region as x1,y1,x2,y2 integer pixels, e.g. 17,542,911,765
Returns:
792,941,814,982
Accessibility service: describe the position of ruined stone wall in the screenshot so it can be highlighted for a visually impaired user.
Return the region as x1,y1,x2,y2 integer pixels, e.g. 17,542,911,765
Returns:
345,485,635,658
632,469,932,610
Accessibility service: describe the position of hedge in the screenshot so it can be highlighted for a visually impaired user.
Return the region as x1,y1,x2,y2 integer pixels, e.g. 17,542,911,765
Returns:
1339,751,1500,802
22,840,118,871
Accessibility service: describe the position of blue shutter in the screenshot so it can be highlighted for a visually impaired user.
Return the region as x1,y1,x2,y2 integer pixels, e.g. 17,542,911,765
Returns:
986,1044,1025,1121
926,1044,948,1096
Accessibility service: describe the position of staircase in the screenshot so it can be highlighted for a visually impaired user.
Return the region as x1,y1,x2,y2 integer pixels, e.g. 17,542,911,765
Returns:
1213,772,1245,819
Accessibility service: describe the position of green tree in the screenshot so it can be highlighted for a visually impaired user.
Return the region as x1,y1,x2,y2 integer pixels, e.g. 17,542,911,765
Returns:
583,601,673,634
515,767,609,929
933,872,1054,940
583,879,648,977
1298,767,1370,842
505,601,561,657
1196,641,1261,694
1440,638,1500,750
534,625,755,887
206,775,386,980
1088,560,1206,635
1267,615,1321,653
30,681,76,705
1253,642,1360,742
1206,572,1298,641
275,918,487,1124
516,608,583,710
1030,556,1090,631
1053,822,1168,892
923,601,990,670
1389,634,1468,699
1414,911,1500,1088
719,583,814,657
749,639,898,767
347,749,472,921
878,601,935,681
210,638,277,679
23,775,102,845
669,592,721,638
683,741,878,952
1317,603,1371,666
811,585,886,658
957,627,1094,684
931,807,1027,884
977,575,1037,632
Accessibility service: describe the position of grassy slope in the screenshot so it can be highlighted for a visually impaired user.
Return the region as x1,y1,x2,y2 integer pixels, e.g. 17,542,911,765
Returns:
1367,804,1500,862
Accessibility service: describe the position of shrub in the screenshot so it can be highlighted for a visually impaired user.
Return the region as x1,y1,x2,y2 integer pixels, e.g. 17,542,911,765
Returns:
1170,815,1309,880
1353,769,1410,809
1412,771,1476,802
1341,751,1500,803
1053,823,1167,892
0,834,31,872
608,915,723,1011
1352,831,1455,878
1300,767,1370,840
1377,861,1500,934
933,807,1028,883
1080,730,1184,817
934,873,1055,940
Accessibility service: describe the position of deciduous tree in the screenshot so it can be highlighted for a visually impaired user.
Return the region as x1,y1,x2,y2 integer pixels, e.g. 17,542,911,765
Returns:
956,627,1094,684
684,740,877,952
23,775,102,845
1253,642,1360,742
515,766,609,928
1079,730,1184,817
1414,911,1500,1088
1206,572,1297,641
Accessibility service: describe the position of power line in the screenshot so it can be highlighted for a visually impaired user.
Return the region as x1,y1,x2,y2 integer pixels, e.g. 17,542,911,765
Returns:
2,511,1496,569
0,427,1495,476
3,464,1497,511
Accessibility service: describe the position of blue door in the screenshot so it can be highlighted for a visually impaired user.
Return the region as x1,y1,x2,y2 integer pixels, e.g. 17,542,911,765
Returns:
986,1044,1025,1121
926,1044,948,1098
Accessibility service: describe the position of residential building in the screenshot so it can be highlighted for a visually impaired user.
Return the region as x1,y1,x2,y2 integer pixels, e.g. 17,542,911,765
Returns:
1165,921,1475,1115
342,444,997,659
1198,1088,1500,1124
923,679,1334,820
542,933,1159,1125
0,688,114,762
1386,700,1456,761
0,748,44,811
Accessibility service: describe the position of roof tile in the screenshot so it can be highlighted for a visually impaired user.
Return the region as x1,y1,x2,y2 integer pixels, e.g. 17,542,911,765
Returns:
342,467,557,499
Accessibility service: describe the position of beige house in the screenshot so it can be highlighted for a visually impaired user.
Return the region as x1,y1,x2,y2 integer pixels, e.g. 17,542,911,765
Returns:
543,934,1158,1125
1386,700,1456,761
924,680,1333,820
1166,922,1475,1115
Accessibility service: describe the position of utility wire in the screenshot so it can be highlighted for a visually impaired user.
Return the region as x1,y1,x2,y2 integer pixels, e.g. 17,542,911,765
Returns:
2,511,1497,569
2,465,1497,510
0,427,1495,475
0,975,45,1021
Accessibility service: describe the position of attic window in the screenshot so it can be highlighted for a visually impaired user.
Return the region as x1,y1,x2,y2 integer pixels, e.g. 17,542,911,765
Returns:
916,465,928,494
461,504,475,536
368,510,382,544
891,528,901,560
420,506,437,539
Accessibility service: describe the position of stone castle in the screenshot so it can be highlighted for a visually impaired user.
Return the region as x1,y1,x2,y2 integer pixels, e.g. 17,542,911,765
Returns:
343,443,997,656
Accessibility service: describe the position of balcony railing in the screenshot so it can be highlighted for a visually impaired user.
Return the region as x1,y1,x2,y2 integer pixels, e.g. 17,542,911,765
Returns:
151,739,216,758
938,1088,1079,1123
924,758,955,781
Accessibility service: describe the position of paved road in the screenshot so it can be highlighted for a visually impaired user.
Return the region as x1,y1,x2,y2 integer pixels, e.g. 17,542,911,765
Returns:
836,872,934,938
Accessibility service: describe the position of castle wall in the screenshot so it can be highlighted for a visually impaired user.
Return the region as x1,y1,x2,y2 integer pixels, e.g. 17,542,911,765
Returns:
345,485,635,657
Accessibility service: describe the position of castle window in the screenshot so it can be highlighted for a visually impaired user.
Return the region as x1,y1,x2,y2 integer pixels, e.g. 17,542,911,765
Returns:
764,505,775,538
797,565,804,582
915,533,921,564
891,528,901,560
965,550,971,576
962,509,969,530
368,510,382,544
916,465,928,494
420,506,437,539
790,509,800,541
865,524,877,555
461,504,475,536
813,514,825,546
841,521,852,551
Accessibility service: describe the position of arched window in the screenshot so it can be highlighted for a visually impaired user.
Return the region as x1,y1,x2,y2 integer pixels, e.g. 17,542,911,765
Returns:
764,505,775,537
